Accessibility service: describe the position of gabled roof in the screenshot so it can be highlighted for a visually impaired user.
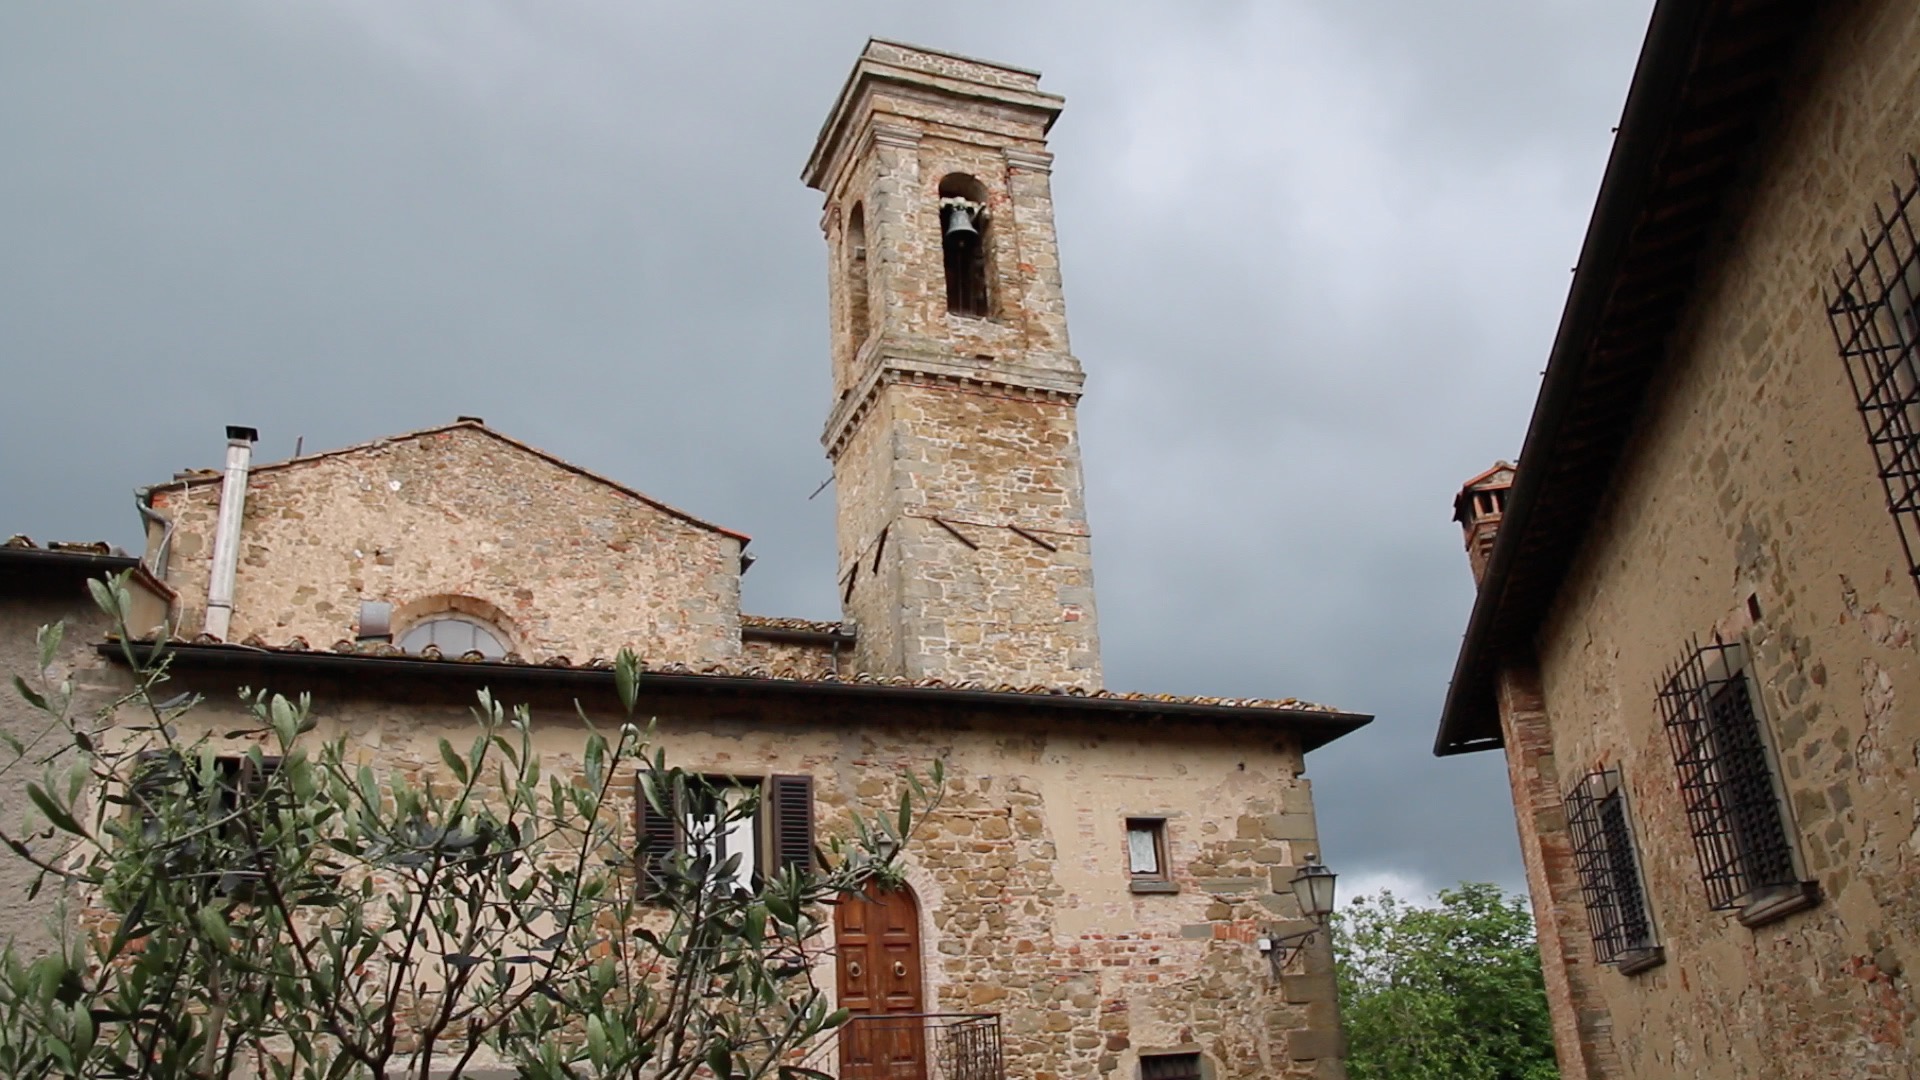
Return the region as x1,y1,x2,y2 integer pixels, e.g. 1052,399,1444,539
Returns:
1458,461,1515,493
1434,0,1821,756
148,420,750,544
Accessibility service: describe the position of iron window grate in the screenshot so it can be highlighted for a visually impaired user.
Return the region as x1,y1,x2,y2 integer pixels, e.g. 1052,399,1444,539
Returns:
1658,638,1798,910
1564,769,1655,964
1140,1053,1202,1080
1829,156,1920,589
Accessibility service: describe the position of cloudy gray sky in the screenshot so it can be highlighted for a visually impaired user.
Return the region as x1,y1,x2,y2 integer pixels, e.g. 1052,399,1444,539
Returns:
0,2,1653,901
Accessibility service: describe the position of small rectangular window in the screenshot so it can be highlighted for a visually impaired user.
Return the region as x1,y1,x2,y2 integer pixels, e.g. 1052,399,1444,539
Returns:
636,771,815,900
1140,1052,1202,1080
131,751,285,890
1564,769,1662,972
1126,818,1174,893
1658,637,1818,925
686,780,761,888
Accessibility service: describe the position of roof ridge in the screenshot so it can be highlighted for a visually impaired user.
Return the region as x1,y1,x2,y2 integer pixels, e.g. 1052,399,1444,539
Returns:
147,420,750,543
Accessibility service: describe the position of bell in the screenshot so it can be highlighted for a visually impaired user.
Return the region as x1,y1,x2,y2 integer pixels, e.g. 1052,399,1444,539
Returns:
944,205,979,240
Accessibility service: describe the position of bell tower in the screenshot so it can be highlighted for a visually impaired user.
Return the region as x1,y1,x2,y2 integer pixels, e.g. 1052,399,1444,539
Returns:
803,39,1100,689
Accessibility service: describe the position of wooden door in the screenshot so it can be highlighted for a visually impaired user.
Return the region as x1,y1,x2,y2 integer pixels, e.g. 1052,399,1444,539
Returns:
835,885,926,1080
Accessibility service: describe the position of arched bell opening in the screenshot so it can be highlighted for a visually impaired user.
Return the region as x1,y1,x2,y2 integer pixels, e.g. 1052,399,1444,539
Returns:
938,174,991,318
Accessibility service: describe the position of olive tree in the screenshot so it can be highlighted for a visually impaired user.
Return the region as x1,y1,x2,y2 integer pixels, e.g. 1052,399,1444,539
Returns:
0,574,940,1079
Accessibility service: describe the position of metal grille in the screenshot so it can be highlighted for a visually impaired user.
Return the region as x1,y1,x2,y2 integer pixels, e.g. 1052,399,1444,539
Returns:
1658,639,1798,910
816,1013,1003,1080
1564,770,1654,963
1140,1053,1203,1080
1829,156,1920,588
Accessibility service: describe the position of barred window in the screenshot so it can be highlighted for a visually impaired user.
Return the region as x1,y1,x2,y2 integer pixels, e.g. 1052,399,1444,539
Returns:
1829,156,1920,589
1658,638,1814,923
1140,1053,1203,1080
1565,769,1661,971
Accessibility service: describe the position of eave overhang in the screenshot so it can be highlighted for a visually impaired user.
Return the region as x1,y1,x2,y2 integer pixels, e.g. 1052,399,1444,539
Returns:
1435,0,1820,756
104,641,1372,754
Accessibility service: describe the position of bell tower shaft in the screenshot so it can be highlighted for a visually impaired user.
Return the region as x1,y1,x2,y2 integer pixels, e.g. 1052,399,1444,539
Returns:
804,39,1101,689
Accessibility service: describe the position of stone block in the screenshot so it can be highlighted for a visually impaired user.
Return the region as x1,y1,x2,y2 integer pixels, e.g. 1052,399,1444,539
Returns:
1287,1027,1345,1061
1281,973,1337,1005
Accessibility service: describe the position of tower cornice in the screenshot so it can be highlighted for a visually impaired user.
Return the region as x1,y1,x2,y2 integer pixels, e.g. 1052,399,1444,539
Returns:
803,39,1063,192
822,349,1085,460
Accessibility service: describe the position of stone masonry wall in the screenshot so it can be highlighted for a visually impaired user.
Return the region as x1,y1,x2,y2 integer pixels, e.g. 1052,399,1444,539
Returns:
140,667,1345,1080
148,425,745,666
1525,2,1920,1075
0,588,118,957
739,635,848,679
815,41,1100,690
844,382,1100,686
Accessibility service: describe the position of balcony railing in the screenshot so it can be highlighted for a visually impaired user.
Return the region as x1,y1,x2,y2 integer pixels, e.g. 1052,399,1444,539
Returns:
801,1012,1003,1080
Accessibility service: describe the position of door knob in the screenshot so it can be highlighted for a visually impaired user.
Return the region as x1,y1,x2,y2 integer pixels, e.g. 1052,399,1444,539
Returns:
847,961,862,979
893,961,907,978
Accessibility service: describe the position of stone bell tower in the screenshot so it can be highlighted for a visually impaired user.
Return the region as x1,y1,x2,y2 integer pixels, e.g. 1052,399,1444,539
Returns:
803,39,1100,689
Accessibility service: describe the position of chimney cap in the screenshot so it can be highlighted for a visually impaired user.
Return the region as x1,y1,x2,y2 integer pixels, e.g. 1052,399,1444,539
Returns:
226,425,259,443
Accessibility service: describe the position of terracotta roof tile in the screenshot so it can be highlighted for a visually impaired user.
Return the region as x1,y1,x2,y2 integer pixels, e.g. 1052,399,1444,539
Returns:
144,633,1342,715
5,536,125,555
740,614,851,636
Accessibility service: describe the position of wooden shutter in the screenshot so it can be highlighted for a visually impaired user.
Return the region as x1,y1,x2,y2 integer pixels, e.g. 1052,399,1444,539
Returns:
636,770,679,897
768,774,815,876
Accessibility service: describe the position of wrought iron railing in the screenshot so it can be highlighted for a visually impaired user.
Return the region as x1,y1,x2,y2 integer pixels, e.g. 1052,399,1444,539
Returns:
801,1012,1003,1080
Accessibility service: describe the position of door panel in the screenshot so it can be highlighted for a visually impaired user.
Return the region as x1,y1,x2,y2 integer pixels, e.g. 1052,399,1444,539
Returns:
836,885,926,1080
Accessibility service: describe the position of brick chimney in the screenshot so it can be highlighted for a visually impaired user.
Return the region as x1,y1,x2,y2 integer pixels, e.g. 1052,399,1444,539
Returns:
1454,462,1515,586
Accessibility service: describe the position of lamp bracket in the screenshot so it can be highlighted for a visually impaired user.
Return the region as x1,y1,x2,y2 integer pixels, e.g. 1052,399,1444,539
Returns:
1263,924,1322,979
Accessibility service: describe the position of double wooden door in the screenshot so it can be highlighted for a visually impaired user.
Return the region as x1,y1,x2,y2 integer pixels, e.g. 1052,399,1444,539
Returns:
835,885,926,1080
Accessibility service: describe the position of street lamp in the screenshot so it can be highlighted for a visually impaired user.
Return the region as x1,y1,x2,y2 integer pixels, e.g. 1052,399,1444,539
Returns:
1260,854,1338,977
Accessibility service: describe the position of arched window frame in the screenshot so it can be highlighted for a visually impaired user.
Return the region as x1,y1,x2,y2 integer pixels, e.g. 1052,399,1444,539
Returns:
846,202,871,354
390,595,517,659
937,173,991,318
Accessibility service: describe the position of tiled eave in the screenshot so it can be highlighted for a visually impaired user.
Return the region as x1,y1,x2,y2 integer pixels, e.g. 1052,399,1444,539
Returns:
101,640,1371,753
0,540,168,598
740,614,854,645
1435,0,1820,757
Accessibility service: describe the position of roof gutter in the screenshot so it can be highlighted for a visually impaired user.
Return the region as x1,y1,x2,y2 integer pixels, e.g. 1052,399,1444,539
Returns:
1434,0,1714,756
101,641,1373,753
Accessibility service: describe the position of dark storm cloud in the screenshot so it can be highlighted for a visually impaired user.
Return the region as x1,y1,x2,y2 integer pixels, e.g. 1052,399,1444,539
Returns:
0,1,1654,899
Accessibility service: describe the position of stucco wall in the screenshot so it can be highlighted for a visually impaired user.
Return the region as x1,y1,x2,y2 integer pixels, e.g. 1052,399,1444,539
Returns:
148,425,745,665
136,663,1343,1080
1528,2,1920,1075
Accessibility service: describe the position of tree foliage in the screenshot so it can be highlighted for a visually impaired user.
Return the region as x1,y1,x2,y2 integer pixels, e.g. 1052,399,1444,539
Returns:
0,573,942,1079
1332,882,1559,1080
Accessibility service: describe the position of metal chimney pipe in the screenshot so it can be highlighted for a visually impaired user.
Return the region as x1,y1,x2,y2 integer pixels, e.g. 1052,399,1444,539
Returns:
203,425,259,641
